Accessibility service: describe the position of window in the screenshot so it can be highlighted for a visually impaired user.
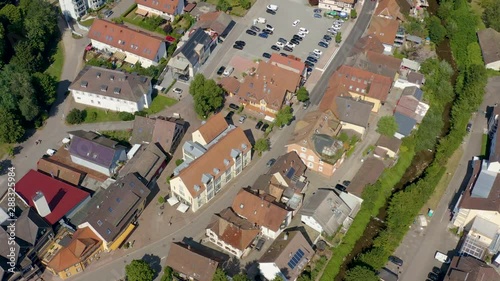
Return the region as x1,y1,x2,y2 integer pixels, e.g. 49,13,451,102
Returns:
319,160,324,165
66,273,71,277
301,147,306,152
319,166,323,172
77,268,82,272
308,162,314,168
97,220,103,226
106,229,112,235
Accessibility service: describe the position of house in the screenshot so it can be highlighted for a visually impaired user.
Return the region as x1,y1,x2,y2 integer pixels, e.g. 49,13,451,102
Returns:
135,0,184,21
268,53,306,76
346,51,402,81
232,188,292,239
0,208,54,281
348,157,386,196
69,66,153,113
488,107,500,171
88,19,167,67
258,230,314,281
168,28,216,79
401,58,421,72
406,35,423,45
15,170,91,225
67,130,127,176
318,0,356,13
170,127,252,212
374,135,402,158
395,86,429,123
45,227,103,279
75,173,150,251
205,207,260,258
252,151,309,211
333,96,373,137
445,255,500,281
165,242,220,281
130,115,185,154
286,110,343,176
379,267,399,281
59,0,104,21
374,0,405,21
394,71,425,89
394,111,417,139
458,216,500,260
477,28,500,71
236,61,302,120
367,17,401,54
301,189,360,236
37,157,87,186
350,35,385,56
320,65,393,113
190,113,228,146
192,11,235,39
118,143,168,186
219,76,241,96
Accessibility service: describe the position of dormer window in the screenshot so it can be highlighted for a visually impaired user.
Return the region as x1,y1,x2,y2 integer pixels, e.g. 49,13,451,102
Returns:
194,185,200,192
101,85,108,92
81,81,88,88
110,75,114,81
96,72,101,78
114,87,121,94
223,159,230,166
241,144,247,150
240,203,244,209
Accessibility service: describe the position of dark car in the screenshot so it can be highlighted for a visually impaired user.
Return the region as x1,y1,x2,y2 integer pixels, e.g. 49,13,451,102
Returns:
388,256,403,266
104,10,113,18
271,45,280,51
335,184,347,192
278,38,287,44
292,35,303,41
323,34,332,41
266,9,276,15
314,13,322,18
229,103,240,110
233,44,244,50
466,123,472,132
318,41,328,48
427,273,439,281
250,26,261,32
217,66,226,76
303,100,310,109
307,56,318,63
284,46,293,52
225,111,234,120
261,123,270,132
246,29,257,36
259,32,269,38
314,8,322,13
178,75,189,82
235,40,246,46
305,61,314,68
290,38,300,45
263,29,273,35
431,267,441,276
266,158,276,167
255,238,265,251
263,52,271,58
255,121,264,129
280,52,288,57
306,67,313,73
342,180,351,186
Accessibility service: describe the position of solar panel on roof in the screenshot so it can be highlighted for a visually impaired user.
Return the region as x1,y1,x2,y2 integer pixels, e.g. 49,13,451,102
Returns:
286,167,295,179
288,249,305,270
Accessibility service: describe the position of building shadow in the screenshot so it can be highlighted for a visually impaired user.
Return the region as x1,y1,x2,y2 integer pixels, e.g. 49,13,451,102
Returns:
447,159,475,215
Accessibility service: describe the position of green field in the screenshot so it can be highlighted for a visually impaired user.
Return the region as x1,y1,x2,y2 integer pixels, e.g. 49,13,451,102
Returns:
83,108,123,123
145,95,177,114
45,41,64,80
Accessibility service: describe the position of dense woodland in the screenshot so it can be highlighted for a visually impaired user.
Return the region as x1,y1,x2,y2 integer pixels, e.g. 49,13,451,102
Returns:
0,0,59,144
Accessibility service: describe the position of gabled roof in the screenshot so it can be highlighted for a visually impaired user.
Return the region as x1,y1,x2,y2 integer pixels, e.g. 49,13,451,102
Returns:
477,28,500,65
15,208,50,247
375,0,405,20
335,96,373,128
219,76,241,94
16,170,90,225
118,143,167,182
347,51,402,79
406,71,425,85
268,151,307,188
131,116,183,153
232,188,289,232
88,19,164,61
68,130,126,168
348,158,386,196
195,113,228,145
351,36,385,56
376,135,402,153
268,53,306,75
165,242,219,281
135,0,180,15
174,28,213,67
130,115,156,144
394,112,417,136
37,157,86,186
367,17,400,46
69,66,151,102
206,208,260,251
446,256,500,281
288,110,341,153
193,11,234,36
459,160,500,212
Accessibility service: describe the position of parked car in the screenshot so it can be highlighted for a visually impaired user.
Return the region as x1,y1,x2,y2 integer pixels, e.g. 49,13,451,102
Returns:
271,45,280,51
434,252,451,263
263,52,271,58
255,121,264,129
292,19,300,26
306,56,318,63
103,10,113,18
314,13,322,18
388,256,403,266
178,75,189,82
250,26,261,32
239,115,247,123
261,123,270,132
427,273,439,281
284,46,293,52
296,32,306,38
303,100,310,109
276,41,285,48
46,149,57,156
246,29,257,36
299,27,309,34
313,49,323,56
259,32,269,38
327,28,338,35
342,180,351,186
266,24,274,31
225,111,234,120
335,184,347,192
280,52,288,57
466,123,472,132
223,67,234,77
323,34,332,41
313,8,322,13
266,9,276,15
266,158,276,167
318,42,328,48
309,52,320,59
292,35,303,41
290,38,300,45
267,4,278,11
255,238,265,251
257,17,266,24
431,267,441,276
306,67,313,73
216,66,226,75
173,88,183,95
263,29,273,35
278,37,287,44
305,61,314,68
235,40,246,46
286,42,296,48
233,44,244,50
229,103,239,110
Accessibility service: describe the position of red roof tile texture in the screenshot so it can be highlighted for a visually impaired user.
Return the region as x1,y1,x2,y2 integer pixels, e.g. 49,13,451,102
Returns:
135,0,180,15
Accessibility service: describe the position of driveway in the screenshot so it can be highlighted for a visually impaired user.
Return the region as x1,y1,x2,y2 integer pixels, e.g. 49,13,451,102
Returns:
109,0,136,18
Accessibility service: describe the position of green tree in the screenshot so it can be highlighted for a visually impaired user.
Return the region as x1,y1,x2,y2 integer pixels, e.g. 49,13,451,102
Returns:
189,74,224,118
239,0,251,9
254,138,270,155
233,273,251,281
0,109,24,143
482,0,500,31
427,16,447,44
160,266,173,281
212,268,227,281
350,9,357,19
32,72,57,107
217,0,231,12
274,106,294,128
271,276,285,281
22,0,58,52
335,32,342,44
0,4,23,33
344,266,379,281
376,116,398,137
296,86,309,102
189,74,206,96
6,145,15,157
66,109,85,125
125,260,155,281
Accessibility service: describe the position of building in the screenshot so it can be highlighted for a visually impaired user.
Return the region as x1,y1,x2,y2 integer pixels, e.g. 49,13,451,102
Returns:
15,170,91,225
318,0,355,13
346,50,402,81
45,227,103,279
367,17,401,54
258,230,314,281
205,208,260,258
236,61,302,120
374,0,405,21
445,255,500,280
286,110,343,176
68,130,127,176
192,11,235,39
37,157,87,186
348,157,386,196
130,116,185,155
268,53,306,76
477,28,500,71
458,216,500,260
170,127,252,212
394,86,429,139
394,71,425,89
75,173,150,251
165,242,220,281
219,77,241,96
190,113,228,146
88,19,167,67
301,189,359,236
69,66,152,113
374,135,402,158
401,58,421,72
168,28,216,79
351,35,385,56
59,0,104,21
394,112,417,139
333,96,373,137
118,143,168,186
231,188,292,239
135,0,184,21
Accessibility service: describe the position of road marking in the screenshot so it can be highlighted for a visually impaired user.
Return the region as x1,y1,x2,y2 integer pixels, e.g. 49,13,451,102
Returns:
161,256,166,260
315,68,325,72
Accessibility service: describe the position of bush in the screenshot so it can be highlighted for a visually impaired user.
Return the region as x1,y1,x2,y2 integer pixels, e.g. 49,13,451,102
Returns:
119,112,135,121
87,111,98,122
66,109,86,124
158,196,165,204
175,159,184,166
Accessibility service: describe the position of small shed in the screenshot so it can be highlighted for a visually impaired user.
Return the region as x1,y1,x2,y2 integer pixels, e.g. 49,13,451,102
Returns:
406,35,422,45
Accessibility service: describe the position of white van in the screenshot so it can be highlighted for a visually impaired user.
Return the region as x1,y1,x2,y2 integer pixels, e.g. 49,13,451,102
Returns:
46,149,57,156
434,251,451,263
257,17,266,24
267,4,278,11
223,66,234,77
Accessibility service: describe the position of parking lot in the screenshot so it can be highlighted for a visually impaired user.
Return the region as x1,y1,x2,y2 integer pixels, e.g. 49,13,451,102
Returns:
231,0,348,69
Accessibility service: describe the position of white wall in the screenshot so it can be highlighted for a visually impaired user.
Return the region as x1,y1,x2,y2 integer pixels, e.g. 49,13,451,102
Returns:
340,122,366,137
70,155,111,176
394,79,421,89
486,61,500,71
72,90,149,113
301,215,323,234
191,130,208,146
137,3,184,22
90,39,162,68
59,0,105,20
259,263,283,281
206,228,244,258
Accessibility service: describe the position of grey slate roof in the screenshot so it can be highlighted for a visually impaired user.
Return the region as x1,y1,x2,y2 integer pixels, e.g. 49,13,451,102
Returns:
406,35,422,44
477,28,500,65
69,66,151,102
406,71,425,85
394,112,417,136
68,130,126,168
118,143,167,183
174,29,213,67
15,208,50,247
401,86,423,101
300,189,351,236
335,96,373,127
130,116,156,144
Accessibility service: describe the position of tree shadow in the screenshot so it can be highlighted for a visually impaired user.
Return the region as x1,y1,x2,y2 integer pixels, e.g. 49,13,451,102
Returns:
222,256,241,276
0,159,13,175
243,260,260,279
141,253,162,280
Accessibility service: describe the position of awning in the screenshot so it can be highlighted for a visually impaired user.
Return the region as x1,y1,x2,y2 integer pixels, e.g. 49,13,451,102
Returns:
109,223,136,250
176,203,189,213
264,115,275,122
135,9,149,17
113,51,126,60
124,55,139,65
167,196,179,206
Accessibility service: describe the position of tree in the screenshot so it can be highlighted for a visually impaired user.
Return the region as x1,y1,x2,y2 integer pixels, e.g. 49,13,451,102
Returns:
217,0,231,12
125,260,155,281
344,266,379,281
6,145,14,157
271,276,285,281
0,109,24,143
274,106,294,128
160,266,173,281
66,109,86,125
189,74,224,118
482,0,500,31
308,0,319,5
254,138,270,155
376,116,398,137
335,32,342,44
350,9,357,19
427,16,447,44
233,273,251,281
212,268,227,281
32,72,57,107
239,0,251,9
296,86,309,102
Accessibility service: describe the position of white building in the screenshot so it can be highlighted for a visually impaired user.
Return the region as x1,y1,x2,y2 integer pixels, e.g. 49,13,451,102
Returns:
59,0,105,21
318,0,355,12
69,66,152,113
88,19,167,67
135,0,184,21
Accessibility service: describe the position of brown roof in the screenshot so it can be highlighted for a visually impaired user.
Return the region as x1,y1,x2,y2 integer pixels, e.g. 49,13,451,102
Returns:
477,28,500,65
288,110,341,150
47,227,102,273
351,36,385,55
268,53,306,74
407,71,425,84
51,149,108,182
37,157,86,186
184,3,196,12
349,157,386,196
88,19,164,61
219,77,241,94
118,143,167,182
335,96,373,127
207,208,260,251
459,161,500,212
375,0,405,20
135,0,180,15
194,11,233,35
347,51,401,79
130,116,183,153
376,135,402,153
195,113,228,144
268,151,307,185
446,256,500,281
178,128,251,197
165,242,218,281
395,95,419,118
232,188,289,232
367,17,400,46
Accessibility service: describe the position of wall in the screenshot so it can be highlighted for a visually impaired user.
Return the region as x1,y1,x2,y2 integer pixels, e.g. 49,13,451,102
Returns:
394,79,421,89
453,210,500,229
90,39,158,68
170,177,193,206
486,61,500,71
72,90,143,113
287,144,336,176
340,122,366,137
301,215,323,234
259,262,282,281
70,155,111,176
191,130,208,146
349,93,382,112
206,229,243,257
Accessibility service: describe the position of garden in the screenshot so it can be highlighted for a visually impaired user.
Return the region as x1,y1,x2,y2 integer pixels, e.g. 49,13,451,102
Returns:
207,0,255,17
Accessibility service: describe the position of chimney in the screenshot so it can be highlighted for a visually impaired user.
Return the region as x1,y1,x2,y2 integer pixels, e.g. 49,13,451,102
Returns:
33,191,51,217
284,232,289,240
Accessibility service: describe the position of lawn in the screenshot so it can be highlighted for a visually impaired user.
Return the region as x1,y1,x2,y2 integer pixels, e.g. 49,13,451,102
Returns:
122,7,167,35
145,95,177,114
0,143,11,159
45,41,64,80
83,107,123,123
100,130,132,146
206,0,255,17
80,18,95,27
471,0,486,29
481,133,489,157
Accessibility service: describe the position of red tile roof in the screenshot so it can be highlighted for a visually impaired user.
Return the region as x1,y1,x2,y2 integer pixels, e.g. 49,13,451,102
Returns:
268,53,306,75
15,170,90,225
367,17,400,46
135,0,180,15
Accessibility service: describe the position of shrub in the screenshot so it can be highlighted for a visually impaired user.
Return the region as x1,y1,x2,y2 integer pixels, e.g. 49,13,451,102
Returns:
66,109,86,124
175,159,184,166
87,111,98,122
158,196,165,204
119,112,135,121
